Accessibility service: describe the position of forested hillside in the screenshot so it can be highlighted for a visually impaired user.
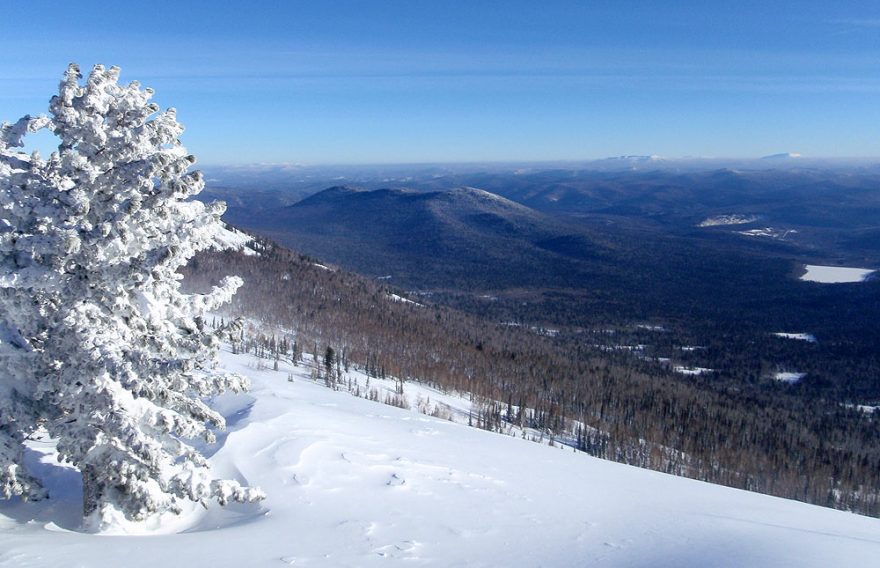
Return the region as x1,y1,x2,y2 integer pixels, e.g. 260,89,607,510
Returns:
183,238,880,516
214,181,880,403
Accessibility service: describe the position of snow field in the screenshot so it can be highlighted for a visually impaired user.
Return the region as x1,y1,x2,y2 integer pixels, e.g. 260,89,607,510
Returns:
697,214,758,227
801,265,876,283
1,348,880,566
773,371,807,384
673,366,714,376
773,332,817,343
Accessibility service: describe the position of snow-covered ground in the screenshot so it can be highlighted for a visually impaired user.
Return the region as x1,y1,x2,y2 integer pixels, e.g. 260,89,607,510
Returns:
843,404,879,415
737,227,797,239
387,293,423,307
773,371,806,384
673,365,714,376
697,214,758,227
1,348,879,567
216,224,258,255
773,332,817,343
801,265,876,283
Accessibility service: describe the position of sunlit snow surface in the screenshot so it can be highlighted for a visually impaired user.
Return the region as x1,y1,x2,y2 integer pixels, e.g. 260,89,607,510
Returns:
801,265,876,283
1,349,879,567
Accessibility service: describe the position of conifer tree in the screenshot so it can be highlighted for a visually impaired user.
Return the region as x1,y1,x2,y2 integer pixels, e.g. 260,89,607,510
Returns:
0,64,263,522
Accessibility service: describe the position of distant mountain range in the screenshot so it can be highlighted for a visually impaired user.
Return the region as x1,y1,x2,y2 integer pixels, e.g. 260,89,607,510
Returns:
761,152,802,160
223,185,610,289
215,166,880,295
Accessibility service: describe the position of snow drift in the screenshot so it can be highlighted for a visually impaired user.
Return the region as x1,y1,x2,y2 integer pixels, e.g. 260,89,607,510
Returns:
1,348,878,567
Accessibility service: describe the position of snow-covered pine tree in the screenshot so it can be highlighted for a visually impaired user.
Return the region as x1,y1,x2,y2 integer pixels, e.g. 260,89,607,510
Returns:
0,64,264,523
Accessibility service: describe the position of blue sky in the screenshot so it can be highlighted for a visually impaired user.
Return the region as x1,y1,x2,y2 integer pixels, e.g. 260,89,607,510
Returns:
3,1,880,164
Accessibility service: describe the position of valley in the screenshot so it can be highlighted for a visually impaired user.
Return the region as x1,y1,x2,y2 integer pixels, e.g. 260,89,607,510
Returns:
208,164,880,405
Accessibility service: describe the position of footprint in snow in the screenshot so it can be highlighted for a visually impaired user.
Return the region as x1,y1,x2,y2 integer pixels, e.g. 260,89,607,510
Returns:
386,473,406,487
374,540,421,558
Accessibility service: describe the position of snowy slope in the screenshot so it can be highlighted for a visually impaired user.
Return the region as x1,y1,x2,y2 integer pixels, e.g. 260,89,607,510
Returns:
1,349,879,567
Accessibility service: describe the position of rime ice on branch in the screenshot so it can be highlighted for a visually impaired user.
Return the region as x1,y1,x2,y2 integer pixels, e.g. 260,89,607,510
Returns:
0,64,264,523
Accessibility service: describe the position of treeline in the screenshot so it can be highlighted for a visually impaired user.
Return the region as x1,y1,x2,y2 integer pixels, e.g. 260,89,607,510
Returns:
182,237,880,516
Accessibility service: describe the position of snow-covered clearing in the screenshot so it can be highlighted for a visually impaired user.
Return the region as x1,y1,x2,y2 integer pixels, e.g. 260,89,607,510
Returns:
1,348,879,567
737,227,797,239
801,265,876,283
593,344,646,353
673,365,714,376
773,332,817,343
774,371,806,384
215,225,257,256
843,404,879,415
635,324,667,332
503,322,559,337
697,214,758,227
387,293,422,307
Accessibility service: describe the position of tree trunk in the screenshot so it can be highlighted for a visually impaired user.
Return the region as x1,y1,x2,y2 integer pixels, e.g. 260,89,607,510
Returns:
82,465,102,517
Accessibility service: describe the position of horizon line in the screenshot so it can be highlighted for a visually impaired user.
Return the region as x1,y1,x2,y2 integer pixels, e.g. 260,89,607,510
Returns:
197,155,880,169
